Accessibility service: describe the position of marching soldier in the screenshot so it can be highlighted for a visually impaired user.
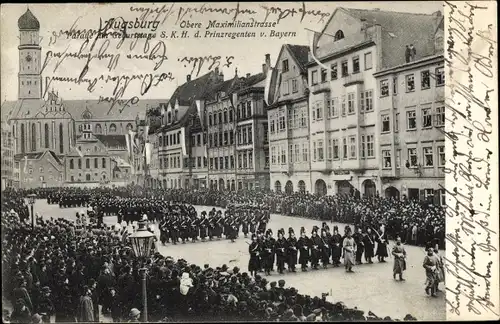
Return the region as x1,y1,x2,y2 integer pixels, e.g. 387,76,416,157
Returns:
275,229,287,274
353,228,365,265
320,229,330,269
170,215,179,245
199,211,208,241
190,216,198,243
241,214,249,238
262,229,275,276
310,227,322,270
286,228,298,272
249,212,257,235
180,216,189,243
248,234,261,277
297,227,310,272
331,226,342,267
159,217,168,245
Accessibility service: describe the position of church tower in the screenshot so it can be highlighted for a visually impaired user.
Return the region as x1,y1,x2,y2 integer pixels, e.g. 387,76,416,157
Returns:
18,8,42,100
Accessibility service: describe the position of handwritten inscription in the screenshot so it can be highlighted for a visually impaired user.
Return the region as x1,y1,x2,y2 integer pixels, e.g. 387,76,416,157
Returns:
443,1,499,319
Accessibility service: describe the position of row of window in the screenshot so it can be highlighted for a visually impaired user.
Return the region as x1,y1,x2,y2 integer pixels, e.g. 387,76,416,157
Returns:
269,111,287,133
271,143,309,165
237,125,253,145
405,106,445,130
190,134,205,147
310,52,373,85
380,67,445,95
281,78,299,96
69,157,107,169
69,173,108,182
208,150,255,170
19,123,64,154
208,107,234,126
285,106,308,130
208,131,234,147
78,123,133,134
158,154,182,169
157,132,182,148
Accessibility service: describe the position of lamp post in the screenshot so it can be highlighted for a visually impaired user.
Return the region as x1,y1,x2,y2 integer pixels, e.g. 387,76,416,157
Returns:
27,193,36,229
129,219,155,322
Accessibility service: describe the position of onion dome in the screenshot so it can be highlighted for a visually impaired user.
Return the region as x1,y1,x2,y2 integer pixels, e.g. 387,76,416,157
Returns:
18,8,40,30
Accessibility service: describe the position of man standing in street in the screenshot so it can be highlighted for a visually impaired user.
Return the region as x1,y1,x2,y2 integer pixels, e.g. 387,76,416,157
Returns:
392,237,407,281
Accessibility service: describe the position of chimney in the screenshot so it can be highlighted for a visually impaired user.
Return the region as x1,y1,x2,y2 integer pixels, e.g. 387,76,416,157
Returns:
262,63,267,74
186,75,191,82
214,67,219,76
246,73,251,78
265,54,271,67
433,10,442,16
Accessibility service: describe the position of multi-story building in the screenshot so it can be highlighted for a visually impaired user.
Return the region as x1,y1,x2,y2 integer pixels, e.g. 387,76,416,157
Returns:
1,8,163,188
374,54,445,203
152,70,224,189
303,7,443,197
268,45,310,193
1,120,15,190
235,69,269,191
18,150,64,189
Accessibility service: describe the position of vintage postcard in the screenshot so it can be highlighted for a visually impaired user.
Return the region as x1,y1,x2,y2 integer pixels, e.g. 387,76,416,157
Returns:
1,1,498,322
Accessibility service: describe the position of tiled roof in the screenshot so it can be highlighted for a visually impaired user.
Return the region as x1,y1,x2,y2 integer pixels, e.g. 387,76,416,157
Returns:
14,150,63,166
2,97,166,122
286,45,310,72
94,134,127,148
167,71,218,107
343,8,443,69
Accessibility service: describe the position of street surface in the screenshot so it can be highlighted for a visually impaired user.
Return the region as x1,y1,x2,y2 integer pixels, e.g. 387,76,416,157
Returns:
26,200,445,321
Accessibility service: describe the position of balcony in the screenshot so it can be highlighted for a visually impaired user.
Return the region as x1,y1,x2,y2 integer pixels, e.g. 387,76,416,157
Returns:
379,168,401,179
343,73,364,87
309,82,331,95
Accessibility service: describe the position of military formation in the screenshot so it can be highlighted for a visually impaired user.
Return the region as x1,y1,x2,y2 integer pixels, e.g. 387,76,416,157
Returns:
248,223,391,276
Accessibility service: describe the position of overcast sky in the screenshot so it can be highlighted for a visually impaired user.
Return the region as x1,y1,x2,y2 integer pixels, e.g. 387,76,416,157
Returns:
1,2,442,103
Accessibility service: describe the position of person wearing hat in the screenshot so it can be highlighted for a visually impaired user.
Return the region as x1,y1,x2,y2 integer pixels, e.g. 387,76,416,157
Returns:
297,227,311,272
376,228,389,263
10,299,31,324
248,234,261,277
128,308,141,322
37,286,54,323
286,227,298,272
342,228,356,273
392,237,407,281
262,230,275,275
77,286,94,322
275,229,287,274
331,226,342,267
423,247,440,297
309,228,322,270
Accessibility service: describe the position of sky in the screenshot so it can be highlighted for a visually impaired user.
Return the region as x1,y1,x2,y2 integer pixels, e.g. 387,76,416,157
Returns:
0,2,442,103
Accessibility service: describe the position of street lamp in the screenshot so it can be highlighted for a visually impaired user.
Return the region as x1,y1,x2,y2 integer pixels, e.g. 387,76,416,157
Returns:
129,220,156,322
27,193,36,229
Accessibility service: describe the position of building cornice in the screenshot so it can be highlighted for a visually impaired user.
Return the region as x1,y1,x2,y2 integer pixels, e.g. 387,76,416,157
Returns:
305,40,375,68
373,54,444,77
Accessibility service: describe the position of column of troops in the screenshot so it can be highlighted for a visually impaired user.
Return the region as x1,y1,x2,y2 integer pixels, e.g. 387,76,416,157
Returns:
248,223,390,276
158,205,271,245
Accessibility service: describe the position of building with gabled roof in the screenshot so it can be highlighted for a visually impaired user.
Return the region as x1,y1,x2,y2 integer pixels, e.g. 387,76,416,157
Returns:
14,149,64,189
302,6,444,201
267,44,311,194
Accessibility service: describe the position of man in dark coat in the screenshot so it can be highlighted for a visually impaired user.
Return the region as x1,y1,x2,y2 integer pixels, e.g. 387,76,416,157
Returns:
297,227,310,272
275,229,287,274
309,227,322,270
286,228,298,272
330,226,342,267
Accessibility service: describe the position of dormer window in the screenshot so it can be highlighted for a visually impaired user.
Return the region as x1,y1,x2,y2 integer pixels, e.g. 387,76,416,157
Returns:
334,30,344,41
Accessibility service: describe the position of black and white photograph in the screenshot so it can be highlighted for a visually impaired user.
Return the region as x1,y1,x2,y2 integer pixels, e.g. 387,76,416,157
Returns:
1,2,498,322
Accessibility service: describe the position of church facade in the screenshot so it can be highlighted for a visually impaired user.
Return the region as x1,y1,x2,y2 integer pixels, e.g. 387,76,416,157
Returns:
1,8,164,188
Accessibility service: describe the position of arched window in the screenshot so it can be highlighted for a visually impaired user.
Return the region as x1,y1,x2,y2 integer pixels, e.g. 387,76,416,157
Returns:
70,159,74,169
95,124,102,134
126,123,133,131
44,123,50,148
86,174,91,181
223,109,228,123
274,180,282,193
86,158,90,169
94,158,98,168
102,158,106,168
298,180,306,193
229,109,233,122
31,123,36,151
167,112,172,123
78,159,82,169
109,124,117,133
59,123,64,153
334,30,344,41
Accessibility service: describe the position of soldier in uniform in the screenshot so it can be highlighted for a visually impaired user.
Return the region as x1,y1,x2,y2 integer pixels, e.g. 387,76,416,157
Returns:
241,213,249,238
309,227,322,270
249,212,257,235
262,229,275,276
275,229,287,274
170,215,179,245
363,228,376,264
320,229,330,269
159,217,168,245
296,227,310,272
180,216,189,244
331,226,342,267
190,216,199,243
199,211,208,241
353,228,365,265
248,234,261,277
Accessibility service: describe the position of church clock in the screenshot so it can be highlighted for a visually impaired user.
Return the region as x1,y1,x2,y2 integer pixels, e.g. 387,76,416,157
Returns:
26,54,32,62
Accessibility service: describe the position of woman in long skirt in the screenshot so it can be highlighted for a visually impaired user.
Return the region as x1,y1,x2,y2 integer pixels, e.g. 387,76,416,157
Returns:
342,230,356,273
423,247,440,297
